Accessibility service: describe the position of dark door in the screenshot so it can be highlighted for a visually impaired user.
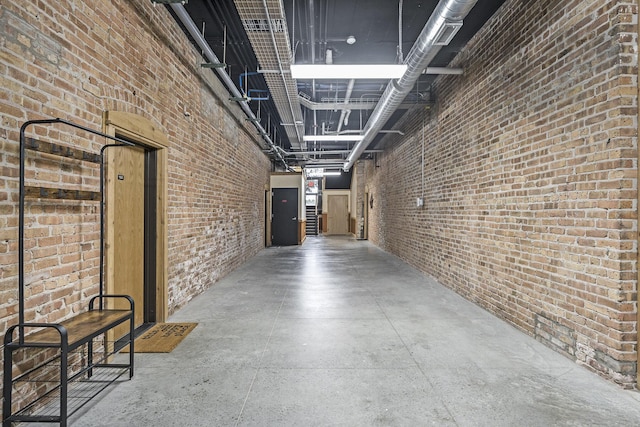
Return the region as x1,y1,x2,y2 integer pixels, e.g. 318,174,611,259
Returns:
272,188,298,245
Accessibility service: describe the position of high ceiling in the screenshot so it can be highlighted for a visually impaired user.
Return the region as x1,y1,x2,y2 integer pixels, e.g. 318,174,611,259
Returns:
168,0,506,170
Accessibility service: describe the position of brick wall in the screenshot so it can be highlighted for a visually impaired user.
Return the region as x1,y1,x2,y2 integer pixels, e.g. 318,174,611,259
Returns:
0,0,272,401
365,0,638,387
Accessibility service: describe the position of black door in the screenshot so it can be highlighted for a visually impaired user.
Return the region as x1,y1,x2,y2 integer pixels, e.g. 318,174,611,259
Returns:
272,188,298,246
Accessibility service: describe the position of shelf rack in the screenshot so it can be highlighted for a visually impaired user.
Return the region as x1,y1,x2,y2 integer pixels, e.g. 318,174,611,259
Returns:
3,118,137,427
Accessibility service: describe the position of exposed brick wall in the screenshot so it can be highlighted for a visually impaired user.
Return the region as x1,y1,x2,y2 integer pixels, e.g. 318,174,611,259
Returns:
365,0,638,387
0,0,272,406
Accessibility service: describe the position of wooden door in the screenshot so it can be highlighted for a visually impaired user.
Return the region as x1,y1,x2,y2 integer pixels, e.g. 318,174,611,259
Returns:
109,145,145,338
327,195,349,235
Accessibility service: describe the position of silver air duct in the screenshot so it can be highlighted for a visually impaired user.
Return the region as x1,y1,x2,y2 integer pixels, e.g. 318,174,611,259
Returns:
342,0,478,171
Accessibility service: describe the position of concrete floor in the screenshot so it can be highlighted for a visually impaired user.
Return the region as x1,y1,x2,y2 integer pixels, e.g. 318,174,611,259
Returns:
73,236,640,426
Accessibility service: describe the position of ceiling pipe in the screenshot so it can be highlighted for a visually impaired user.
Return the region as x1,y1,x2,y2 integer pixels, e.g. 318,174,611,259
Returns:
309,0,318,151
298,97,377,111
332,129,406,136
342,0,478,171
284,149,384,156
337,79,355,133
308,0,316,65
170,4,290,169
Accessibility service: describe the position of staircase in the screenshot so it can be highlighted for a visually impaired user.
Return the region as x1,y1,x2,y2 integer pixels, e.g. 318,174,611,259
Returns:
305,205,318,236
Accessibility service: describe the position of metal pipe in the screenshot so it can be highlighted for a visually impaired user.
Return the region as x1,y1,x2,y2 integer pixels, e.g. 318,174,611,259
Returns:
169,4,288,168
343,0,478,171
285,149,384,156
308,0,316,64
332,129,406,136
299,96,377,111
398,0,404,63
309,0,317,152
337,79,355,133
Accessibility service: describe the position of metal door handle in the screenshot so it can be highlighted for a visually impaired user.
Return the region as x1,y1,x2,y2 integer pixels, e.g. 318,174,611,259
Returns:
292,217,297,220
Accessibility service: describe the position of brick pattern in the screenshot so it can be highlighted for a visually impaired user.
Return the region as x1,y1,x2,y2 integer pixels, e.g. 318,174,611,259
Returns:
0,0,272,402
365,0,638,387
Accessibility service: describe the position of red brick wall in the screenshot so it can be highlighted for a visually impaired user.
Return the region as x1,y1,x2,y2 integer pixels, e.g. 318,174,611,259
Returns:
365,0,638,387
1,0,271,361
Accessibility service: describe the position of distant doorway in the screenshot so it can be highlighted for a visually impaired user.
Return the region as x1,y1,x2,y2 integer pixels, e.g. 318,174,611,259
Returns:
272,188,299,245
327,195,349,235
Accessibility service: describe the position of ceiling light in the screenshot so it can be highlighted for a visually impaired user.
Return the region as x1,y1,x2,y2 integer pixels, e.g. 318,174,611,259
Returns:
346,35,356,45
305,168,342,177
302,135,364,142
290,64,407,80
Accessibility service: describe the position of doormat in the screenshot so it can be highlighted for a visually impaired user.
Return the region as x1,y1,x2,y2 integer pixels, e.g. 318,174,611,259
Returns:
122,323,197,353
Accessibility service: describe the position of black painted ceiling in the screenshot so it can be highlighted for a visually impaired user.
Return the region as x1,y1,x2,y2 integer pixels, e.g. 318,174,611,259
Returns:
172,0,506,164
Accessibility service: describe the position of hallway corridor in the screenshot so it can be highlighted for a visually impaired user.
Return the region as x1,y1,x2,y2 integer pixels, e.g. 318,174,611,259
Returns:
74,237,640,426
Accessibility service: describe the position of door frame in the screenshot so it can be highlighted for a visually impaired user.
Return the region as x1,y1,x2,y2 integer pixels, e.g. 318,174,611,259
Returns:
364,191,369,240
265,187,271,246
103,111,169,323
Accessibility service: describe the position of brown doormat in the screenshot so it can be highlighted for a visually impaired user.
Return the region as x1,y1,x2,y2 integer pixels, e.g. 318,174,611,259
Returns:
122,323,197,353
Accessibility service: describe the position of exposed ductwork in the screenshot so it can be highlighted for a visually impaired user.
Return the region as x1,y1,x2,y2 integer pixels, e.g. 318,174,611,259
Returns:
342,0,478,171
169,4,290,169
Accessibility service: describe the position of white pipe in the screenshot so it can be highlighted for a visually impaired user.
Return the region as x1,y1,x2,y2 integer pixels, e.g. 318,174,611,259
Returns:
337,79,355,133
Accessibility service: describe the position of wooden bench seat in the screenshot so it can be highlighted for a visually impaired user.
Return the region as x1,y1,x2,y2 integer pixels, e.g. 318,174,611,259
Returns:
8,310,133,348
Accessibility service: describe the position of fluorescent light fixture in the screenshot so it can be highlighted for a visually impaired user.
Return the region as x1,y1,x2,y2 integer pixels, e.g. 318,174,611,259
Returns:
290,64,407,80
305,168,341,177
302,135,364,142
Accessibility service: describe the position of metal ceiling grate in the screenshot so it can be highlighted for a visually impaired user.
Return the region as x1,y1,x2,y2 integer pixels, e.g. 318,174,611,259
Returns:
242,19,286,32
234,0,304,149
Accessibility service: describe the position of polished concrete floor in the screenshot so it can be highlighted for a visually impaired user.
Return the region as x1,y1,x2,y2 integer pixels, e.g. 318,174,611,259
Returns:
74,236,640,426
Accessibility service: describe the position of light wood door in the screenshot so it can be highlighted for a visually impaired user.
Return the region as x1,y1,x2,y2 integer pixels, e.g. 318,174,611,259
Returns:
109,145,145,338
327,195,349,235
